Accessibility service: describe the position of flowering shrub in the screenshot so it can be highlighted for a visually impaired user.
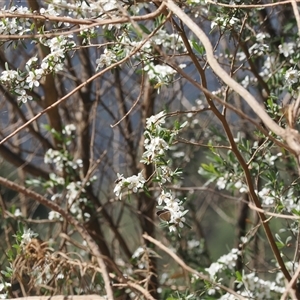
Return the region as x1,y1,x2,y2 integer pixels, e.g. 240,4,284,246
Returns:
1,1,300,300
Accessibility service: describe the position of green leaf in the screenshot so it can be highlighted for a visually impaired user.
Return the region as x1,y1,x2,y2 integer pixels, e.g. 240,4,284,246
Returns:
139,24,151,34
235,270,243,282
191,39,205,55
201,163,218,174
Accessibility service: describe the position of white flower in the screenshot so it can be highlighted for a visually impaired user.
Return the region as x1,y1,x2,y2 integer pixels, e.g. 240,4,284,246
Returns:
62,124,76,135
96,49,117,70
113,172,145,200
157,190,173,206
126,172,146,193
146,111,166,128
14,208,22,217
26,56,38,66
241,75,250,88
26,69,43,88
144,63,176,83
285,68,300,85
205,248,240,279
20,228,37,247
258,187,275,206
0,283,11,291
16,89,33,103
0,70,20,82
49,173,65,185
216,176,227,190
249,43,268,56
48,211,61,220
132,246,144,258
66,182,80,203
114,173,125,199
256,32,270,41
143,136,169,161
279,42,295,57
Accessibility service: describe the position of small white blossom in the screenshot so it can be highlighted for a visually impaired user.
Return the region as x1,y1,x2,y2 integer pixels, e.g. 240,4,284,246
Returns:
26,69,43,88
146,111,166,128
205,248,240,279
114,173,126,199
257,187,275,206
143,136,169,161
113,172,145,200
26,56,38,66
16,89,33,103
20,228,37,247
48,211,61,220
62,124,76,135
279,42,295,57
96,49,117,70
14,208,22,217
285,68,300,85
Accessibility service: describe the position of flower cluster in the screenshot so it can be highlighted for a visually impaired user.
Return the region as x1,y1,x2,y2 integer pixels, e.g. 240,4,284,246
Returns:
157,190,188,232
24,124,97,221
96,49,117,70
205,248,240,280
96,29,186,86
0,6,32,36
143,63,186,85
41,0,119,20
44,148,83,172
0,35,75,103
113,172,146,200
20,228,38,248
219,272,285,299
211,15,240,31
114,111,187,232
141,111,174,164
0,282,11,299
